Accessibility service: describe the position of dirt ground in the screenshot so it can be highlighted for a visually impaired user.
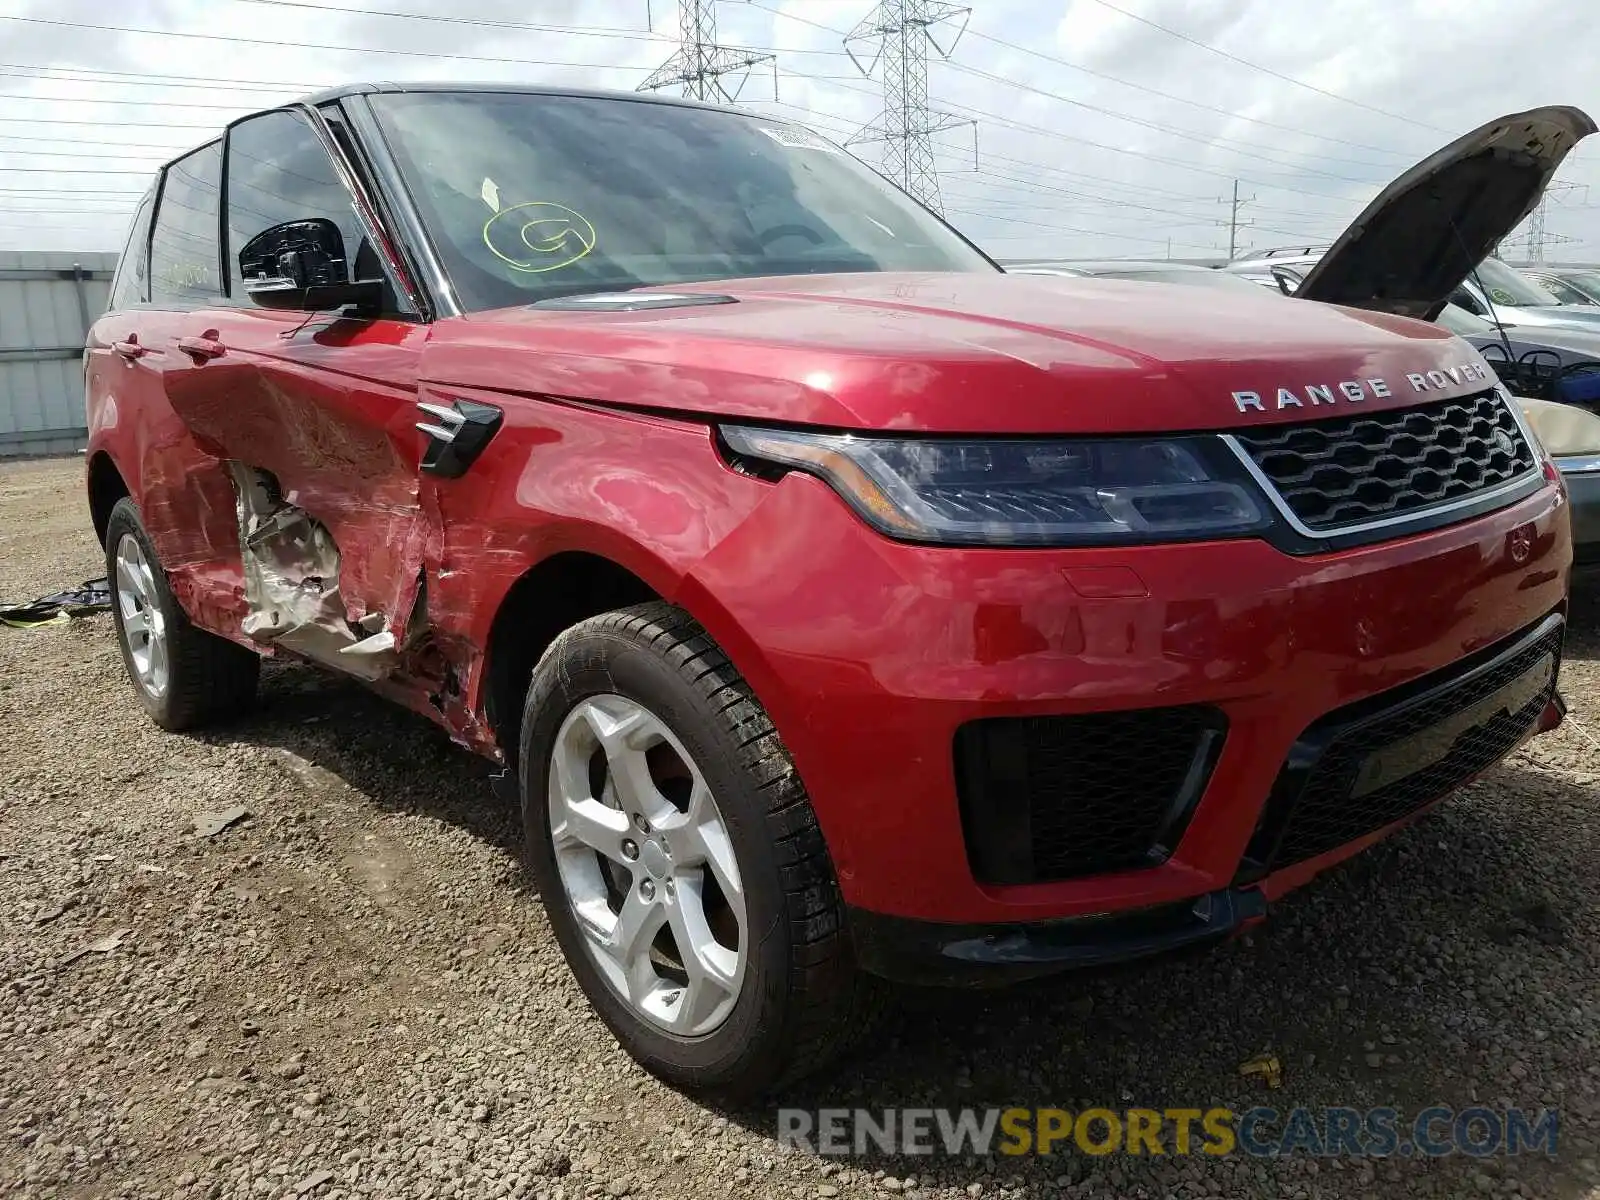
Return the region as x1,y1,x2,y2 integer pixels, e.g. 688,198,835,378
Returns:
2,454,1598,1200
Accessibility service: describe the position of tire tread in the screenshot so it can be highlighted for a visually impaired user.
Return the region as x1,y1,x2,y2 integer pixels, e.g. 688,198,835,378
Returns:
536,601,883,1094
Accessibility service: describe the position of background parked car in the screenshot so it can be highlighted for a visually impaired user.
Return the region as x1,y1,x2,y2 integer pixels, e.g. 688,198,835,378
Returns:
1009,260,1265,292
1528,268,1600,306
1227,248,1600,332
1229,257,1600,407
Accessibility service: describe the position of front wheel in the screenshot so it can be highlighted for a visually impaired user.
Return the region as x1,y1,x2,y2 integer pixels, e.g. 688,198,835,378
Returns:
519,602,878,1098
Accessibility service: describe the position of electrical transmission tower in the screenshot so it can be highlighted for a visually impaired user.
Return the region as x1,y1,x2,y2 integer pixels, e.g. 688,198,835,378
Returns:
639,0,775,104
844,0,976,215
1522,181,1586,263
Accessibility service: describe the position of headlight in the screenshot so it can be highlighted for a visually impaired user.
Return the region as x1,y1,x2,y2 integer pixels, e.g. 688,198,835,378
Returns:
720,426,1272,547
1516,395,1600,458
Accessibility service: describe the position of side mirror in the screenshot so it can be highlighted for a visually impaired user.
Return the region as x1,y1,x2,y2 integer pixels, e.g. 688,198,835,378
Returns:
1452,288,1486,317
238,218,381,314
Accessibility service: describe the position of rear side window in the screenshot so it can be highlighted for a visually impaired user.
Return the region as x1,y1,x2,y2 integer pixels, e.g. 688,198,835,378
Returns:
108,192,154,311
149,142,223,307
225,110,365,293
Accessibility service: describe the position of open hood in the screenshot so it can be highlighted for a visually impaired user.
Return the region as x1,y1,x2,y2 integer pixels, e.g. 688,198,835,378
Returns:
1294,105,1597,321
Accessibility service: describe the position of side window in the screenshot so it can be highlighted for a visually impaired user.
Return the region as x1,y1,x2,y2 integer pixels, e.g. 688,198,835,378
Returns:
1540,277,1586,306
107,192,155,311
1451,286,1485,317
225,110,367,298
149,142,223,307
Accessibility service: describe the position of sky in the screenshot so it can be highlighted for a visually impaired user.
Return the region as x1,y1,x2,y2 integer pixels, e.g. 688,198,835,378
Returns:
5,0,1600,265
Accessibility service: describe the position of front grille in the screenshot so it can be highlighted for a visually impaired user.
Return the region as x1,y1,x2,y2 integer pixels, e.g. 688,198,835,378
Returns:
1231,390,1536,532
1246,619,1562,873
955,706,1226,885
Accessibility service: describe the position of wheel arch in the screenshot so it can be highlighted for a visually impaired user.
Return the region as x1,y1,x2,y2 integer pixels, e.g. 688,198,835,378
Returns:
478,549,664,770
86,450,131,547
472,537,785,776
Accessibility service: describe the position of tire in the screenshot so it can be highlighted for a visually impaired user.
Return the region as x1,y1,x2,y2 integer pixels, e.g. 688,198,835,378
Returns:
105,496,261,732
519,601,879,1099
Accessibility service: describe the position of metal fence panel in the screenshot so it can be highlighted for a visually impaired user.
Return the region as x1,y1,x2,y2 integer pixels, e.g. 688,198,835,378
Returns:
0,250,117,458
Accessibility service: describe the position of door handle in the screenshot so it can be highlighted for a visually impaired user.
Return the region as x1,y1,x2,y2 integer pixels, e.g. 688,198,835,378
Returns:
112,336,146,360
177,333,226,362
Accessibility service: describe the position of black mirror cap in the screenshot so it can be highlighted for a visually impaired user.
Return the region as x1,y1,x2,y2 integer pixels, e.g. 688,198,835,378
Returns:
238,217,382,314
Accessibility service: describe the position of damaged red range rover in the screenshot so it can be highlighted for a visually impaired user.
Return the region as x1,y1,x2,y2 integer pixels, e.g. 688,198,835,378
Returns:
88,89,1585,1096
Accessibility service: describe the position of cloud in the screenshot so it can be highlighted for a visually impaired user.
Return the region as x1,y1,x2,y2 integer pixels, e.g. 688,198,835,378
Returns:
3,0,1596,268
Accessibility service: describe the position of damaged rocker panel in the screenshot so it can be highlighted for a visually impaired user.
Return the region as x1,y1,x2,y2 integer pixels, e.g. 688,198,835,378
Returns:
229,462,405,682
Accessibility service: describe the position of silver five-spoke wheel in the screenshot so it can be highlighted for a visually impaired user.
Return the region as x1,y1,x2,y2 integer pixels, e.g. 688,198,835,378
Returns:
115,532,168,698
549,694,746,1036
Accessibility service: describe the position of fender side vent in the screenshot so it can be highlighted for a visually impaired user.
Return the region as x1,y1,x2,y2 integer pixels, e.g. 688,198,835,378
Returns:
416,397,503,478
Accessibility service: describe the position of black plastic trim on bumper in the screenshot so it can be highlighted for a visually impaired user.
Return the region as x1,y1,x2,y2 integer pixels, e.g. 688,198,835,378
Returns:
1237,611,1565,882
848,888,1268,988
953,705,1228,886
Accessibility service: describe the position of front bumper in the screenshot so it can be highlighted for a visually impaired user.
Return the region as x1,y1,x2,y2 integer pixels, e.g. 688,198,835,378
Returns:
847,617,1567,985
683,470,1572,945
1558,453,1600,567
849,888,1271,987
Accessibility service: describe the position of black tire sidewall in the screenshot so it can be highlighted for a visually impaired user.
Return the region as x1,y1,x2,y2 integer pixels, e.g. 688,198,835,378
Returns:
519,622,793,1093
104,497,185,727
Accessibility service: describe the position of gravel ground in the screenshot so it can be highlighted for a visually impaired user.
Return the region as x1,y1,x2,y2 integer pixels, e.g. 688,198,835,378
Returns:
2,454,1598,1200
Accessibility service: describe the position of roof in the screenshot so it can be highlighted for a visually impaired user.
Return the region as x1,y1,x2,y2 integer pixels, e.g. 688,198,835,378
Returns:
1005,259,1225,275
1066,261,1221,275
148,83,758,175
297,81,730,114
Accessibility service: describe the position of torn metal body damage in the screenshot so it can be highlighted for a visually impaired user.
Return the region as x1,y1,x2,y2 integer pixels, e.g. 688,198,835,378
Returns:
228,462,399,681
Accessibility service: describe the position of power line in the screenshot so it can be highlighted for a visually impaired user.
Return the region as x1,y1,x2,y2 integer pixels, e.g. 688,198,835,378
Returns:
770,65,1377,205
0,15,662,72
0,133,199,152
222,0,859,58
942,205,1218,251
752,91,1366,244
0,168,154,175
1083,0,1448,135
0,93,276,112
0,115,223,130
747,0,1422,168
0,187,145,195
937,163,1343,243
940,59,1400,179
951,25,1416,160
0,148,173,161
0,66,324,92
226,0,670,45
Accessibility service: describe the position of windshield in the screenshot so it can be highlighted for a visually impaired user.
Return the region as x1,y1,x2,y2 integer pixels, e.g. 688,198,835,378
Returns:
369,91,995,311
1436,302,1500,336
1473,257,1563,308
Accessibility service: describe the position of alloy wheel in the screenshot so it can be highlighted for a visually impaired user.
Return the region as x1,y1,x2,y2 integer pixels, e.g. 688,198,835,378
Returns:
114,533,168,698
548,694,747,1036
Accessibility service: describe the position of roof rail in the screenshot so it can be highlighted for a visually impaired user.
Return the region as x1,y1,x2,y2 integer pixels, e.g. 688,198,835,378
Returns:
1252,245,1328,260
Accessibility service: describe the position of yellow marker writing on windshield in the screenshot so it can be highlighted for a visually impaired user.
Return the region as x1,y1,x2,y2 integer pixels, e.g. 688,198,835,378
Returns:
482,200,597,273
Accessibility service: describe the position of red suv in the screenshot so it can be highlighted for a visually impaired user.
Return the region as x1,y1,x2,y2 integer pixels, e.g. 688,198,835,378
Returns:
87,89,1581,1096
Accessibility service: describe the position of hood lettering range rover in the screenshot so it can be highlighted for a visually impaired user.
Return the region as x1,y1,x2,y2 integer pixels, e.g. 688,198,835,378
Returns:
1230,360,1494,412
85,85,1576,1098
